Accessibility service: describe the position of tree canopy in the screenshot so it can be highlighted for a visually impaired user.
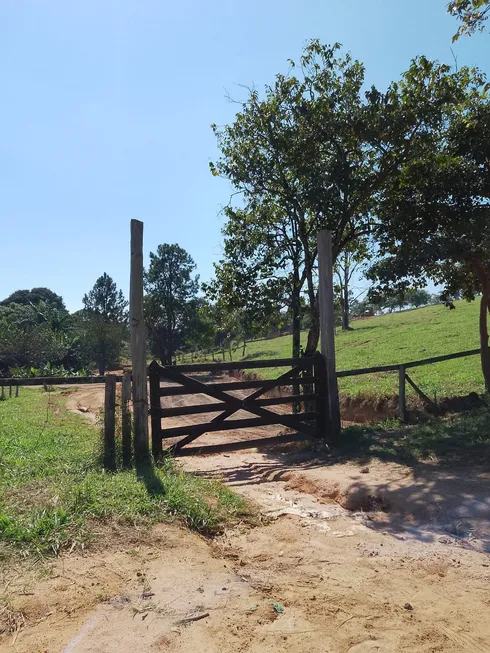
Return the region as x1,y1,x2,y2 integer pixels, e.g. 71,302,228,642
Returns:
210,41,483,358
82,273,128,323
368,82,490,386
0,287,65,311
449,0,490,39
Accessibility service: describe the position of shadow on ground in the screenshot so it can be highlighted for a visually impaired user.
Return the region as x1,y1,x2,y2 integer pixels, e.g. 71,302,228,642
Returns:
187,406,490,552
135,459,166,496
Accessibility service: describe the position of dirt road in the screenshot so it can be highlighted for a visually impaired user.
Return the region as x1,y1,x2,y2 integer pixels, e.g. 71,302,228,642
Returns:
3,382,490,652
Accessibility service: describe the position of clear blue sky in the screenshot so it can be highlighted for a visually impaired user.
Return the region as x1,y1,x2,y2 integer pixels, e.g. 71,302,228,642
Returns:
1,0,488,311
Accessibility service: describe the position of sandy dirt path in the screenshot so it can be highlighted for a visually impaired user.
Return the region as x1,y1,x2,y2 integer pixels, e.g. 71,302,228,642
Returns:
3,381,490,652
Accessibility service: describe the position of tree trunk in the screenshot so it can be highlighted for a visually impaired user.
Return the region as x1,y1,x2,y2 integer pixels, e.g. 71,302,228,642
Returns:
304,295,320,357
98,360,105,376
242,340,247,357
291,265,301,413
291,268,301,358
480,293,490,393
341,263,351,331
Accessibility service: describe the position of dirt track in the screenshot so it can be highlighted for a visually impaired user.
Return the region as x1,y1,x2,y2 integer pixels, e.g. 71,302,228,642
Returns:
3,382,490,652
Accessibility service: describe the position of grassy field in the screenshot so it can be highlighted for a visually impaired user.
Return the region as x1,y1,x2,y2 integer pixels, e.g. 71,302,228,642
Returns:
219,301,482,398
0,389,251,558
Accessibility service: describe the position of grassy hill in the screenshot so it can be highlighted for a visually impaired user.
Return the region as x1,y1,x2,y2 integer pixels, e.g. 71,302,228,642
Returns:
236,300,483,398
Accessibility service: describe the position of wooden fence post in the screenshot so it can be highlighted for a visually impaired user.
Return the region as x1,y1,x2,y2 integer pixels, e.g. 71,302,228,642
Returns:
9,384,12,398
15,385,19,398
103,375,117,471
121,373,132,468
317,230,341,439
130,219,149,462
398,365,407,423
149,361,163,460
1,384,4,400
314,351,328,438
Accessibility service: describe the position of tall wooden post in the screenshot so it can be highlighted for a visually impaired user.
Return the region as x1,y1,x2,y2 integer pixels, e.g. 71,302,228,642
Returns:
121,373,132,468
317,230,341,439
103,375,117,471
130,219,149,462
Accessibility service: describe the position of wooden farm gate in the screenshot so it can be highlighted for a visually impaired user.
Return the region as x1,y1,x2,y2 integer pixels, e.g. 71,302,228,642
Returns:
148,353,328,456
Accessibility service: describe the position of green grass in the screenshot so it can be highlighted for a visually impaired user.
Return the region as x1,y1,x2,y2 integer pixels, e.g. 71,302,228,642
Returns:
339,406,490,466
188,301,482,398
0,389,251,557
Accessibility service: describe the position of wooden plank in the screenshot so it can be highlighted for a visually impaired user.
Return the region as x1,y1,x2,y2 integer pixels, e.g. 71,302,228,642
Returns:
149,361,163,459
0,376,118,386
160,376,317,396
254,393,317,407
162,412,318,439
159,393,317,418
173,432,312,456
162,411,316,440
171,357,315,373
337,348,481,378
167,364,318,453
398,365,406,423
121,373,132,468
405,373,439,412
130,219,149,461
318,230,341,438
103,375,117,471
337,364,400,378
162,412,316,440
404,349,481,369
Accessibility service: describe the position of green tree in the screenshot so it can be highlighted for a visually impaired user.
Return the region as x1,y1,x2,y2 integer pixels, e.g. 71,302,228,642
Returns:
368,92,490,388
145,244,199,365
210,41,478,358
80,274,128,375
0,303,68,371
0,287,65,311
335,244,368,330
181,298,217,359
449,0,490,39
406,289,432,308
82,273,127,323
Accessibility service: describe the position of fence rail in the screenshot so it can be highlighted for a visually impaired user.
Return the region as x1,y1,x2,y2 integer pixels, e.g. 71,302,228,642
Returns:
1,348,482,427
0,349,480,388
0,375,126,386
336,349,480,378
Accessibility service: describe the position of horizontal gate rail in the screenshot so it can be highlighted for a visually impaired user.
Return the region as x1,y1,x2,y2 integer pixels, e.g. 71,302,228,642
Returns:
174,433,312,456
171,357,315,373
161,412,318,439
159,393,317,418
159,376,316,396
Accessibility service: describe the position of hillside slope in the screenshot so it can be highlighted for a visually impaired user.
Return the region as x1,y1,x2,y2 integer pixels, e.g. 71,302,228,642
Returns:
240,300,482,398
